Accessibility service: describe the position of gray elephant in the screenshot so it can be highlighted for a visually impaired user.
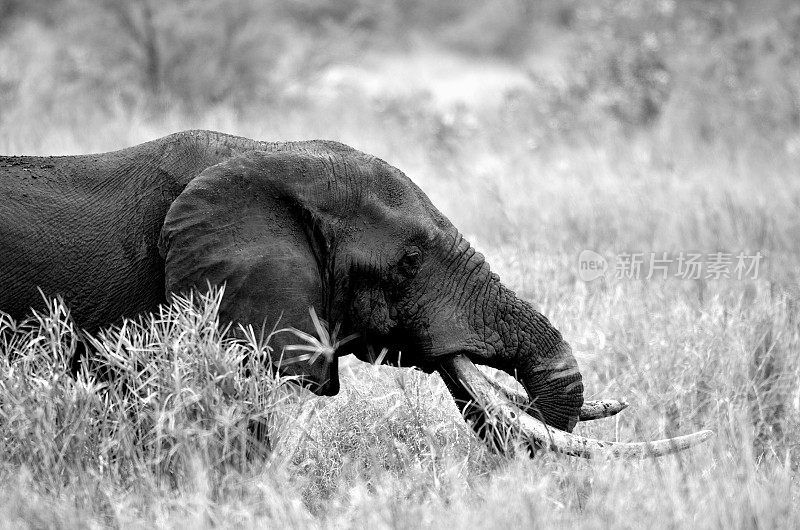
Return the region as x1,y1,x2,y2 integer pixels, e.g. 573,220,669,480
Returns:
0,130,710,456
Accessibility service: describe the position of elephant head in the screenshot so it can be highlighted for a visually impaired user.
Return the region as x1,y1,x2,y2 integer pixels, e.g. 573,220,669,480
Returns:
159,144,711,457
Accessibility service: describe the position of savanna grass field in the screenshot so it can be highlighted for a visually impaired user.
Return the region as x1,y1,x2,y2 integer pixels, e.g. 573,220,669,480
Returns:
1,1,799,528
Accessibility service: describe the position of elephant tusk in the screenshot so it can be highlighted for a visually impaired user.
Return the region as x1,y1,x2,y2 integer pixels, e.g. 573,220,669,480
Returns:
578,398,629,421
438,354,714,459
482,373,629,421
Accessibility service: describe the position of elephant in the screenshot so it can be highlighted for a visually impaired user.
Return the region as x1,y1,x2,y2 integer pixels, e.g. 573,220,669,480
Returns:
0,130,711,457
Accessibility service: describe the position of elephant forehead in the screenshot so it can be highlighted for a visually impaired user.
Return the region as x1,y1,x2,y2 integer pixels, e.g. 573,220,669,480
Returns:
360,162,452,228
357,187,437,231
366,168,418,207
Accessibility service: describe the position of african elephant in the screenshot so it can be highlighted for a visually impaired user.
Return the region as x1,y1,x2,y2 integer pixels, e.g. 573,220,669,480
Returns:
0,130,710,457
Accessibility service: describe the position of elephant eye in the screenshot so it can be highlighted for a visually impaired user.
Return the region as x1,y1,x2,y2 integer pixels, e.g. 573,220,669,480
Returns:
397,250,422,278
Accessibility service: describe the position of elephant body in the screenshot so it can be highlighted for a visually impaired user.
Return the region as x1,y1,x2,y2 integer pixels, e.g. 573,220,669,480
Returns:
0,130,584,432
0,131,327,330
0,130,716,458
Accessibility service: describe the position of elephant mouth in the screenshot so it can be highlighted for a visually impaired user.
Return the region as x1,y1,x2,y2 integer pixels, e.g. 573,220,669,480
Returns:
437,353,713,458
348,329,451,370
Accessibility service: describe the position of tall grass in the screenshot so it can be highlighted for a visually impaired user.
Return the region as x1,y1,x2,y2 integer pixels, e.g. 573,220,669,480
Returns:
0,281,797,527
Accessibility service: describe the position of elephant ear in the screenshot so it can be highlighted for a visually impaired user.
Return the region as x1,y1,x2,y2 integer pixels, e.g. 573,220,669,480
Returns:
157,151,338,392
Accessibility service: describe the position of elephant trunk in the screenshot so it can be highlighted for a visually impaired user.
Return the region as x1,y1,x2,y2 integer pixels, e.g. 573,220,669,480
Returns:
484,283,584,433
516,339,584,432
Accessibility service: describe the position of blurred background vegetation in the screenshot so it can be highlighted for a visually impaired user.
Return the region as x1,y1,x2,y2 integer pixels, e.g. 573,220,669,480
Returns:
2,0,800,148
